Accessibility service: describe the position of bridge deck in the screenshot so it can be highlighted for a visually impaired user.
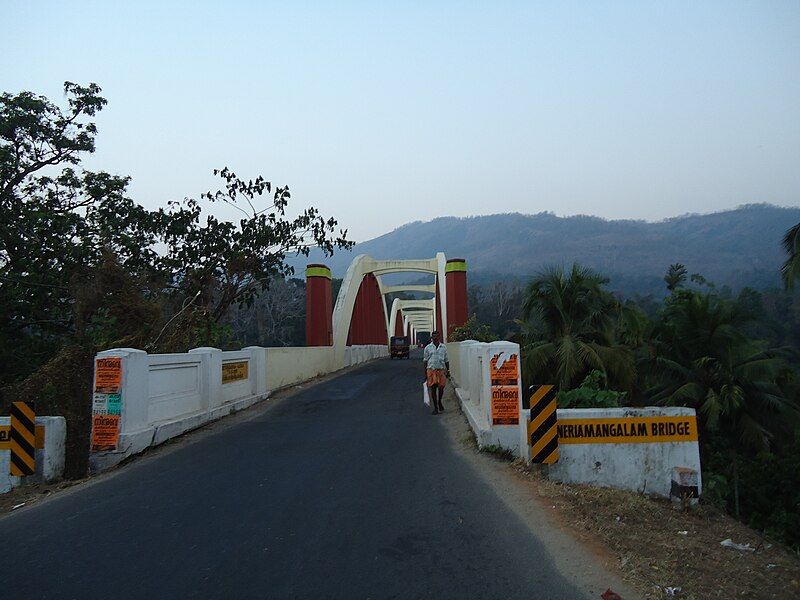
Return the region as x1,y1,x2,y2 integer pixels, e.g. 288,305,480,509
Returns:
1,352,585,599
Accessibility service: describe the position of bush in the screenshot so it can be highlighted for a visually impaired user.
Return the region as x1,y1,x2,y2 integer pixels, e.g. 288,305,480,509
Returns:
557,370,626,408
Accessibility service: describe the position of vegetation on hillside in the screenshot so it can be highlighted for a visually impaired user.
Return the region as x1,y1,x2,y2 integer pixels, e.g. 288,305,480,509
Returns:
459,254,800,550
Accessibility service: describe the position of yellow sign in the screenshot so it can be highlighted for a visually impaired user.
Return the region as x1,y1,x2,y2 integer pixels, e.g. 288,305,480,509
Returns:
95,357,122,393
222,361,249,384
557,416,698,444
0,425,45,450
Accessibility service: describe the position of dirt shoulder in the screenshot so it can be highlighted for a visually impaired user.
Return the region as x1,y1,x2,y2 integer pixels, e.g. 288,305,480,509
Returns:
440,389,800,600
438,389,641,600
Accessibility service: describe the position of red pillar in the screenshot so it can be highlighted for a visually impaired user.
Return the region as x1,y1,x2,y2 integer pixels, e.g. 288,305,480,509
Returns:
445,258,468,337
347,273,387,345
305,264,333,346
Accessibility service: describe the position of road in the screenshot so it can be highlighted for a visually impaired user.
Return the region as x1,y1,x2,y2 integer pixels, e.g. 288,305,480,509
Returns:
2,351,586,599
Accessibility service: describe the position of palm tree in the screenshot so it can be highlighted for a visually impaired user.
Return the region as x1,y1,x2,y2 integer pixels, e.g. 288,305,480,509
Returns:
519,264,635,392
781,223,800,289
645,290,798,515
664,263,688,292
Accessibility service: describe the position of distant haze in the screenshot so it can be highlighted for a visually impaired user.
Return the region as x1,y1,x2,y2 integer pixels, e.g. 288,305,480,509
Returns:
2,3,799,242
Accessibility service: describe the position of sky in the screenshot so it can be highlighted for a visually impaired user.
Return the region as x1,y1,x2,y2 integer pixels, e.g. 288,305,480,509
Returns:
2,1,799,242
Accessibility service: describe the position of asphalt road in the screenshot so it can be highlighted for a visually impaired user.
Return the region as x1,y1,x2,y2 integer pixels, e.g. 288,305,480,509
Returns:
2,351,583,600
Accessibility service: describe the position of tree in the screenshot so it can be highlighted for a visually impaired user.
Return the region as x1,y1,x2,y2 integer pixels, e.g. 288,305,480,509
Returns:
781,222,800,290
449,315,498,342
664,263,688,292
519,264,635,392
557,370,626,409
224,277,306,347
0,82,354,383
645,288,798,516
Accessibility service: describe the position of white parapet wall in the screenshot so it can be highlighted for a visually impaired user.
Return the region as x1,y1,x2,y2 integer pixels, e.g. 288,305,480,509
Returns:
448,340,524,455
1,416,66,494
450,341,703,498
543,407,702,498
265,346,335,391
90,344,387,472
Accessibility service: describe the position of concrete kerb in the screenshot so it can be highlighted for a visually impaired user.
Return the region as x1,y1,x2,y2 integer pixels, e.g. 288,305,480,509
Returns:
453,386,494,448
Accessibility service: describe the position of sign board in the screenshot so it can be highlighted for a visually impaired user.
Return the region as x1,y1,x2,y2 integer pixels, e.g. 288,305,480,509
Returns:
557,416,699,444
222,360,249,384
95,357,122,393
92,393,122,416
91,414,121,451
490,353,519,425
528,385,559,464
9,401,36,476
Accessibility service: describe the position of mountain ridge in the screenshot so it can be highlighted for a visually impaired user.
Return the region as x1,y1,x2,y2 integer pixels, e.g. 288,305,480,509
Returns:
290,203,800,296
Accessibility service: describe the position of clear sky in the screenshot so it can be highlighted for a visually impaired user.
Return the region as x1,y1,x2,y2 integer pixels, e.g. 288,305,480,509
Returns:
2,1,799,242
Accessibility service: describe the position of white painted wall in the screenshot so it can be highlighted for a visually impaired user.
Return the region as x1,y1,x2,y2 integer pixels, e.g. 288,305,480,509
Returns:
543,407,702,498
447,340,524,454
265,346,335,390
1,416,66,494
451,341,703,498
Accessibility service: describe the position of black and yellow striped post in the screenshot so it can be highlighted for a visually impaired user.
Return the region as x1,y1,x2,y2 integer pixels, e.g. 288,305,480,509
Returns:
527,385,559,464
9,401,36,476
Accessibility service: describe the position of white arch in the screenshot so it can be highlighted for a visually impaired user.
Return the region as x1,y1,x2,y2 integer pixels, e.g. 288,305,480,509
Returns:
382,284,436,296
388,298,436,339
332,254,451,367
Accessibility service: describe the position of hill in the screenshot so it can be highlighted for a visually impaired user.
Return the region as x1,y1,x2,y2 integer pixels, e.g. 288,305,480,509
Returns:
291,204,800,296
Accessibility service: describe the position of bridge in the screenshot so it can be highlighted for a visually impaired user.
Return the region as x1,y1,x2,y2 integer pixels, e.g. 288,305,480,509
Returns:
306,253,468,353
0,251,698,600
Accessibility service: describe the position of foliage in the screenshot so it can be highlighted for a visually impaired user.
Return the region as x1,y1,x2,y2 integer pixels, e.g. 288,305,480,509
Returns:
557,370,626,409
467,280,525,338
645,288,797,454
0,82,353,384
449,314,499,342
703,431,800,550
518,264,635,392
781,222,800,290
479,444,515,461
223,277,306,348
664,263,688,292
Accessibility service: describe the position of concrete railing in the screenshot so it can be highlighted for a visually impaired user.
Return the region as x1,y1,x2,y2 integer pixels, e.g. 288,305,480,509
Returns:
1,416,66,494
544,407,702,498
90,344,388,472
447,340,523,453
449,341,702,498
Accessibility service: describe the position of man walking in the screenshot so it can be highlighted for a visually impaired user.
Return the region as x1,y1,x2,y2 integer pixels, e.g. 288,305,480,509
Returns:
423,330,449,415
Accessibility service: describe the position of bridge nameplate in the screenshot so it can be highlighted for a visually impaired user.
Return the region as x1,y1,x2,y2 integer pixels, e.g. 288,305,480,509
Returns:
222,361,249,384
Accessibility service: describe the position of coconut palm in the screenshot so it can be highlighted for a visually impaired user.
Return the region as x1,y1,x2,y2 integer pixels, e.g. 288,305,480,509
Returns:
645,290,798,515
781,223,800,289
519,264,635,392
648,291,795,445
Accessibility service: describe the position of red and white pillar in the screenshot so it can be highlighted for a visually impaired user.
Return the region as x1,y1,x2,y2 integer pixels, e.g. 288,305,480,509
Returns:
445,258,468,337
305,264,333,346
